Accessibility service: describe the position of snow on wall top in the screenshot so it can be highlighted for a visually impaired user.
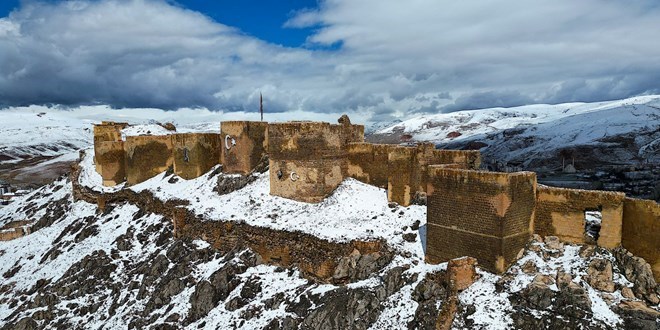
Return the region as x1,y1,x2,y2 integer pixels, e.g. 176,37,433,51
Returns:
78,149,426,256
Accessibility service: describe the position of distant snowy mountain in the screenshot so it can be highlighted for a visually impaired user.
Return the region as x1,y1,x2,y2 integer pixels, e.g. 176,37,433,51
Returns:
1,96,659,187
369,96,660,169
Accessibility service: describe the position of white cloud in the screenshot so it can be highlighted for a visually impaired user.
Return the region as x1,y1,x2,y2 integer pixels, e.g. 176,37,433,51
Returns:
1,0,660,122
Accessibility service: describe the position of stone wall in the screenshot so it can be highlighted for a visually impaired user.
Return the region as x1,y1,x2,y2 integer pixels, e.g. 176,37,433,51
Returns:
93,122,128,186
622,197,660,281
220,121,268,175
348,141,481,206
268,121,364,203
172,133,222,180
93,121,127,145
347,143,396,189
535,186,625,249
269,122,346,203
426,168,537,273
125,135,174,185
95,141,126,186
387,146,419,206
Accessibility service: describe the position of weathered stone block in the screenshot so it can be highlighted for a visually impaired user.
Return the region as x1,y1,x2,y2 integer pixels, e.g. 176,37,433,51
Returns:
426,168,537,273
268,121,351,203
622,197,660,282
125,135,174,185
220,121,268,175
95,141,126,186
172,133,222,180
534,186,625,249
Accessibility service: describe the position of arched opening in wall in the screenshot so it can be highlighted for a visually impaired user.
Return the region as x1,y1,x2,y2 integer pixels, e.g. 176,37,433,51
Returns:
584,208,602,244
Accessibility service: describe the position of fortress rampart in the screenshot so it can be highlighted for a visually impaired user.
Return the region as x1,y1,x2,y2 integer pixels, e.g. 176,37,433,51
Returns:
220,121,268,175
90,118,659,280
172,133,222,180
347,142,481,206
534,186,625,248
426,168,537,273
622,197,660,280
268,121,363,202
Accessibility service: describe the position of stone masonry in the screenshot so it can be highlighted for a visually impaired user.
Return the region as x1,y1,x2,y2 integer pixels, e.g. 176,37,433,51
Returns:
426,167,537,273
268,121,364,203
220,121,268,175
89,117,659,279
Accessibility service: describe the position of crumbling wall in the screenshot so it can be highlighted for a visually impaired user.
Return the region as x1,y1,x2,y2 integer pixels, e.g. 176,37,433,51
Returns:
347,141,482,206
93,121,128,144
220,121,268,175
125,135,174,185
0,228,26,241
95,141,126,186
347,143,396,189
426,168,536,273
622,197,660,281
535,186,625,249
93,121,128,183
268,122,348,203
172,133,222,180
387,146,418,206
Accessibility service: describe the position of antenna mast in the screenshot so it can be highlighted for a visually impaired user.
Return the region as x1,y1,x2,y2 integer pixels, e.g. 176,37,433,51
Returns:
260,93,263,122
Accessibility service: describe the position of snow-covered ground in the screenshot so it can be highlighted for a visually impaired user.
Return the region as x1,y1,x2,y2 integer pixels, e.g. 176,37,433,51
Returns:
78,148,426,257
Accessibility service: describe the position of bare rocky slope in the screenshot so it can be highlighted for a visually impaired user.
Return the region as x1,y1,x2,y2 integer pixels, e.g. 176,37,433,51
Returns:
0,157,658,329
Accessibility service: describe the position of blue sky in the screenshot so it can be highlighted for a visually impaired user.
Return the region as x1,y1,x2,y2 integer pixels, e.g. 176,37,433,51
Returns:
1,0,660,121
0,0,319,47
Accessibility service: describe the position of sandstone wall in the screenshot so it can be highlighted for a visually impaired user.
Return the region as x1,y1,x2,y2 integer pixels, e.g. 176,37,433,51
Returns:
220,121,268,175
387,146,418,206
0,220,31,241
125,135,174,185
347,142,481,206
95,141,126,186
93,121,128,144
622,197,660,281
426,168,536,273
93,122,128,183
535,186,625,249
346,143,396,189
268,122,348,203
172,133,222,180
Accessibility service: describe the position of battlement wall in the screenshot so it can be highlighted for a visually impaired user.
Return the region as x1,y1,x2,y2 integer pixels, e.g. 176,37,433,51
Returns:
125,135,174,185
426,168,536,273
348,141,481,206
268,121,364,203
93,122,128,144
347,143,396,189
221,121,268,175
535,186,625,249
622,197,660,281
95,141,127,186
172,133,222,180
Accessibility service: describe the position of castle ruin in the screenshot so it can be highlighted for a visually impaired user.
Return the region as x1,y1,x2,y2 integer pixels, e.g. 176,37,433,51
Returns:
91,117,660,278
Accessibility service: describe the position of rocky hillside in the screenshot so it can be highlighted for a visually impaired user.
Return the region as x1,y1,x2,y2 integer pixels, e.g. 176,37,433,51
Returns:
368,95,660,170
0,153,657,329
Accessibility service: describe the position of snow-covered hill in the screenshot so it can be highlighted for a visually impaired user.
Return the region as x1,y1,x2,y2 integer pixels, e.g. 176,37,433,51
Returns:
0,106,227,187
0,154,658,329
369,95,660,169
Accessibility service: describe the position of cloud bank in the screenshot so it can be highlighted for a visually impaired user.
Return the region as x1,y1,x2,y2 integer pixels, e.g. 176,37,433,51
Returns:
1,0,660,121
